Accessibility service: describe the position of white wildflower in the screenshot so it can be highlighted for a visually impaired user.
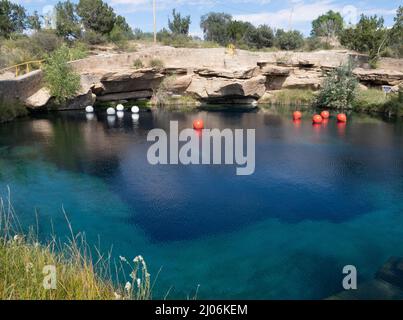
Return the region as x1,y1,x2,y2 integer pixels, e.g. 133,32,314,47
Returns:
136,278,141,288
119,256,127,262
25,262,34,272
125,282,132,292
114,292,122,300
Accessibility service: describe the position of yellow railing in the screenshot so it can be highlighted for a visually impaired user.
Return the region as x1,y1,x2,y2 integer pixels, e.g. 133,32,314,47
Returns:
0,60,45,77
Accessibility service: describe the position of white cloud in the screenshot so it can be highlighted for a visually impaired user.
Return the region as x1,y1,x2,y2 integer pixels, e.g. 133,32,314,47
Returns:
233,0,398,33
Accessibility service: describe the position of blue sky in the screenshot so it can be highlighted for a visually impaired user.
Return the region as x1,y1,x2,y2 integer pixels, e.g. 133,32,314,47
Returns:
17,0,401,36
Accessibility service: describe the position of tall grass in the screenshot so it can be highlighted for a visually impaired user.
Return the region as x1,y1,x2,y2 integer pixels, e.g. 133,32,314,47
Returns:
0,190,151,300
260,89,316,106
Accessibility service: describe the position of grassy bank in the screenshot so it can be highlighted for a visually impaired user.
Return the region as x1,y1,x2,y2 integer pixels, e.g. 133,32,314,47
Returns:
352,89,403,116
0,194,151,300
259,89,317,106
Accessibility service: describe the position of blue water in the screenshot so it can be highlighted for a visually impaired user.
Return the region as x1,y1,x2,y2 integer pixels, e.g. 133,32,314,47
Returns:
1,107,403,299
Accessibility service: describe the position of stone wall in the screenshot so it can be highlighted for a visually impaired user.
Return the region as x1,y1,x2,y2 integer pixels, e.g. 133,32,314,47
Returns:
0,70,43,102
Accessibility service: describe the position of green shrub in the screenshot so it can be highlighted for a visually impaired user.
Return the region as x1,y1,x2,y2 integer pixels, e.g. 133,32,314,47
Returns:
149,58,164,69
81,30,108,45
133,58,144,69
68,42,89,60
352,89,389,112
43,45,81,105
29,30,63,57
275,29,304,51
315,62,358,109
0,98,28,123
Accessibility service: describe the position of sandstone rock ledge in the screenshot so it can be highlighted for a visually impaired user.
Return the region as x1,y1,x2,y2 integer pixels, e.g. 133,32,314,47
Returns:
1,47,401,110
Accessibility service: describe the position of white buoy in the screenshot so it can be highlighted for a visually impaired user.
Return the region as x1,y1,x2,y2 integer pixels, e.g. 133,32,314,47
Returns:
116,104,125,111
85,105,94,113
131,106,140,113
107,107,116,115
117,111,124,118
132,114,139,121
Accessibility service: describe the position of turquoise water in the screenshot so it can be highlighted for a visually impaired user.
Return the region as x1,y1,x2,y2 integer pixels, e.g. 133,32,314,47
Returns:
1,108,403,299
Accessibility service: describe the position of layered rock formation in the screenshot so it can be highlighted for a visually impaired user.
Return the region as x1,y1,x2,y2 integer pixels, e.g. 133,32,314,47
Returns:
1,45,402,110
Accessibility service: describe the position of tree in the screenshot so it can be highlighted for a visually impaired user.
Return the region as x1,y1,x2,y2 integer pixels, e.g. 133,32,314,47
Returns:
200,12,232,45
76,0,116,35
316,62,358,109
275,29,304,50
109,15,133,43
244,24,274,49
227,20,253,44
55,1,81,39
0,0,27,38
340,15,387,66
43,44,81,105
311,10,344,39
168,9,191,35
27,10,41,31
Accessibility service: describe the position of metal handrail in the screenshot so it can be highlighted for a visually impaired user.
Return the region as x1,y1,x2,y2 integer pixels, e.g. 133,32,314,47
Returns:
0,59,45,77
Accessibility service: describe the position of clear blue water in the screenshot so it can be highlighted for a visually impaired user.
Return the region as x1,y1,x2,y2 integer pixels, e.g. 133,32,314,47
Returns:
1,107,403,299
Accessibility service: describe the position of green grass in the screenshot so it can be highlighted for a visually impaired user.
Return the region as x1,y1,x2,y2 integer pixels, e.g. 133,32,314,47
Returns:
259,89,317,106
149,58,165,69
352,89,389,112
352,89,403,116
0,193,151,300
133,58,144,69
0,99,28,123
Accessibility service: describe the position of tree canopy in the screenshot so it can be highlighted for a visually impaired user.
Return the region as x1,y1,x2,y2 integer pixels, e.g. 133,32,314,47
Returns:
0,0,27,38
76,0,116,35
311,10,344,38
168,9,191,35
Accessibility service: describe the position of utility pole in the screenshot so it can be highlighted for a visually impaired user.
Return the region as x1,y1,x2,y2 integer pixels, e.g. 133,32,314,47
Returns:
153,0,157,44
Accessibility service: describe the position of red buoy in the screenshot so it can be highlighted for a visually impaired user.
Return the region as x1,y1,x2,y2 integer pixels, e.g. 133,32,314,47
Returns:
293,111,302,120
320,111,330,119
312,114,323,124
337,113,347,123
193,119,204,130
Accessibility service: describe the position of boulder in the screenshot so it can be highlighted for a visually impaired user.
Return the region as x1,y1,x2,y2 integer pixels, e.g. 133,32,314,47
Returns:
100,68,164,94
25,88,51,108
168,75,193,93
281,69,323,90
260,65,291,76
186,75,266,101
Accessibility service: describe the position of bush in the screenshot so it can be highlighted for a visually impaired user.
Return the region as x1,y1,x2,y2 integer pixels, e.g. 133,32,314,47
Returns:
316,62,358,109
304,36,333,51
0,98,28,123
43,45,81,105
68,42,89,60
133,58,144,69
149,58,164,69
29,30,63,57
81,30,108,45
275,29,304,51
